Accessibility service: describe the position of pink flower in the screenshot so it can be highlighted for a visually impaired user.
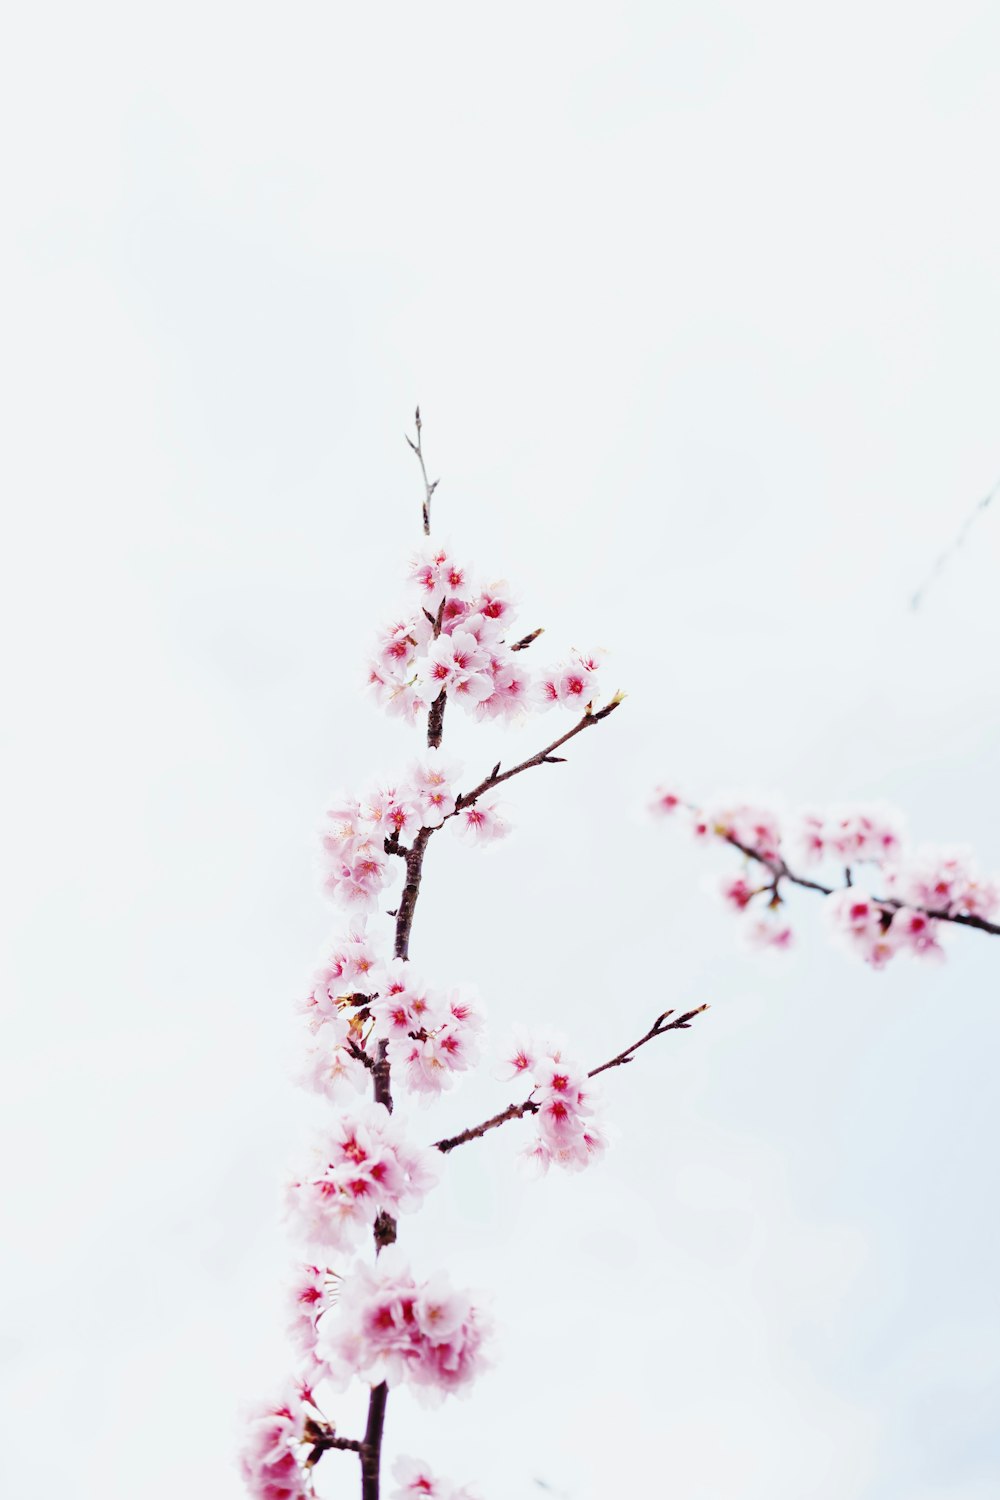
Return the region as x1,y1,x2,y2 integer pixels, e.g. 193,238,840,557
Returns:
474,653,532,721
533,650,601,711
719,873,758,911
505,1038,609,1175
410,751,461,828
495,1029,537,1082
369,960,436,1039
297,1019,369,1102
744,916,794,951
825,888,899,968
649,786,683,817
889,907,945,960
286,1105,439,1253
419,631,494,707
392,1455,446,1498
409,547,467,605
318,1250,491,1402
286,1266,337,1365
456,802,510,843
238,1388,314,1500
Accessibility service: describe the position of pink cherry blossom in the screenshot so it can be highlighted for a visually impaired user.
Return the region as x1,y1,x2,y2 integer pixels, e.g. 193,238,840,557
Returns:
419,631,494,708
889,906,945,960
318,1250,491,1403
238,1388,314,1500
825,888,899,968
719,873,758,911
391,1456,485,1500
649,786,683,817
495,1029,537,1082
286,1265,337,1365
286,1105,439,1253
455,802,510,843
297,1018,369,1102
744,915,794,951
410,751,461,827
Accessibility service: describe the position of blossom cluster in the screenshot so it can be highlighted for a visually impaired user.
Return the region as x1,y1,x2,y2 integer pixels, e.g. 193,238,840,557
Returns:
286,1103,439,1253
238,1388,315,1500
373,960,486,1100
499,1033,607,1172
392,1455,482,1499
367,545,601,727
319,1250,491,1403
653,787,1000,967
286,1264,338,1368
301,941,486,1106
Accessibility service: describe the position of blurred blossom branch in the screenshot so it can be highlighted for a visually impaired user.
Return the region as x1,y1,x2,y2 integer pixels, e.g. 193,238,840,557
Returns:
650,791,1000,966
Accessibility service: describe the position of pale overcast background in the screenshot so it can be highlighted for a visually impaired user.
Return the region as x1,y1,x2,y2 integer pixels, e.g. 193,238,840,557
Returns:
3,4,1000,1498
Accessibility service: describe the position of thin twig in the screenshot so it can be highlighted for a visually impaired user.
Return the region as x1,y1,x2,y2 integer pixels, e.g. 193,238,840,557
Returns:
405,406,438,536
451,695,625,815
910,473,1000,611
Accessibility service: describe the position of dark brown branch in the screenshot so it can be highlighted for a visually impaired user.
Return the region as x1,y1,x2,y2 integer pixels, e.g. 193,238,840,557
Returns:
360,1383,389,1500
587,1005,708,1077
432,1004,708,1154
724,835,1000,937
452,695,625,815
511,627,544,651
427,689,446,749
394,827,433,961
405,406,438,536
307,1434,365,1460
434,1099,539,1154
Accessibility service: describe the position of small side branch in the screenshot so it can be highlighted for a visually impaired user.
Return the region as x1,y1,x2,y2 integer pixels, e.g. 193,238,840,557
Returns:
453,695,625,814
432,1003,708,1155
405,406,438,536
587,1005,709,1078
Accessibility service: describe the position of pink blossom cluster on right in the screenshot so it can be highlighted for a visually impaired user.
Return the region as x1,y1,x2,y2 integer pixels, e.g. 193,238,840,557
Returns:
652,789,1000,968
498,1034,608,1171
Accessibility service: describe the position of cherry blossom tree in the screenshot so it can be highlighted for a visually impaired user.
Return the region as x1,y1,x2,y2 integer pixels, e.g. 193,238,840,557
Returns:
239,414,706,1500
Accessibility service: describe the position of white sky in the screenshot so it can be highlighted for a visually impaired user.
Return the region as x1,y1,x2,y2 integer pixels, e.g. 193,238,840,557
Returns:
3,3,1000,1497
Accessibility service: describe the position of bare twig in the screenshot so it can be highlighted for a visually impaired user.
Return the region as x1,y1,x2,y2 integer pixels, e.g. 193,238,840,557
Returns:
451,695,625,815
433,1004,708,1154
910,473,1000,611
405,406,438,536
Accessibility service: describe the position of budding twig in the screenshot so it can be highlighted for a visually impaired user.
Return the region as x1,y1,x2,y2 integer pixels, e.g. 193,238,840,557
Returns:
405,406,438,536
452,695,625,814
433,1003,708,1154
